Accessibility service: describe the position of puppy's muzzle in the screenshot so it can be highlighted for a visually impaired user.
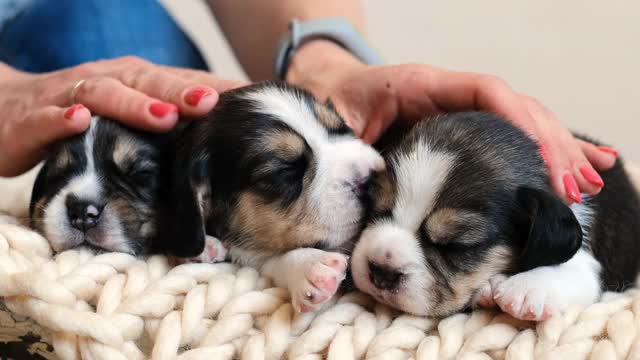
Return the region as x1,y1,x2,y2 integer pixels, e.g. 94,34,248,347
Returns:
65,195,104,232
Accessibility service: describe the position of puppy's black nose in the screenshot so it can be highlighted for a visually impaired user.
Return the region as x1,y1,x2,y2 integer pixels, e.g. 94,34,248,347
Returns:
66,195,103,232
368,261,403,290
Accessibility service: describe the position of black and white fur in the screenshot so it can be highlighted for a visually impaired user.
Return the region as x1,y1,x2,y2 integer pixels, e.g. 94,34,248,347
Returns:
29,117,173,256
162,82,384,312
350,112,640,320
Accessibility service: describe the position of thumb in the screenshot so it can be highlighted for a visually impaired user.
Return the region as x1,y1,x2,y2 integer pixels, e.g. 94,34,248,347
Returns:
0,104,91,176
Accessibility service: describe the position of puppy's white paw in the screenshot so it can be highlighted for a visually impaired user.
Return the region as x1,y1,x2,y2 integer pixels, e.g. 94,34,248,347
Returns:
173,235,228,265
491,273,558,321
197,235,228,263
290,252,348,313
489,251,602,322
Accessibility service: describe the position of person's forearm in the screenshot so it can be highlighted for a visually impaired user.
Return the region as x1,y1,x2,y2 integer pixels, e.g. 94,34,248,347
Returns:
207,0,365,81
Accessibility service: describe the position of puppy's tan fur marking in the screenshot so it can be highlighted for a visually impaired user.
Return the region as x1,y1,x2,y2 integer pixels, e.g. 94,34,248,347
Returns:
31,197,49,232
230,192,327,253
113,139,139,168
371,171,396,214
53,148,73,169
109,198,152,237
434,245,512,316
261,131,305,161
426,208,488,244
314,102,343,130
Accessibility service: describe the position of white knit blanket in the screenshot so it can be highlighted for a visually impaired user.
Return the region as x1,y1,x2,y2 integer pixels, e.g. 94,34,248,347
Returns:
1,164,639,360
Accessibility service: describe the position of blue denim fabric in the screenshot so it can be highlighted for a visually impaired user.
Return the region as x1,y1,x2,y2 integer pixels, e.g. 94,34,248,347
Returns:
0,0,209,72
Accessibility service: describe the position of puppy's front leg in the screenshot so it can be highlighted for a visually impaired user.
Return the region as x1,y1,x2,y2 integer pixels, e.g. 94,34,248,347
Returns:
484,249,602,321
262,248,349,313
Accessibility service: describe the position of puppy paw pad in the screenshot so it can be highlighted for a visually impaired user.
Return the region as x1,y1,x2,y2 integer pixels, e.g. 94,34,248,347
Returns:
292,252,348,313
493,275,559,322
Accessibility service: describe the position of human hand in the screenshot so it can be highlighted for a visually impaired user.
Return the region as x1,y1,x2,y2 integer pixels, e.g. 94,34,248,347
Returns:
0,57,247,177
286,41,617,204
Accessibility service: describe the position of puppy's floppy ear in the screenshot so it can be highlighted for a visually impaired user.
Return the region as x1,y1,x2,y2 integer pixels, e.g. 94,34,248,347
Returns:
156,159,207,258
514,187,583,272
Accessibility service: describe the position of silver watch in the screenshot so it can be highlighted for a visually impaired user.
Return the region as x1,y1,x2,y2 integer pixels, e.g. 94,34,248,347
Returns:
273,17,384,80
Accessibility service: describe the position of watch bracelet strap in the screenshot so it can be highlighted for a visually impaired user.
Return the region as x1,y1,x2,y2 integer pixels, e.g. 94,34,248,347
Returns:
274,17,384,80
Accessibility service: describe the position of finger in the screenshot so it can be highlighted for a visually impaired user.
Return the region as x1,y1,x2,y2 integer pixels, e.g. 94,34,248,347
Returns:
155,65,250,93
361,97,398,144
0,105,91,177
573,162,603,197
578,139,617,171
520,99,600,201
548,161,602,205
115,66,220,117
393,66,537,133
72,76,178,131
530,99,605,197
543,141,603,203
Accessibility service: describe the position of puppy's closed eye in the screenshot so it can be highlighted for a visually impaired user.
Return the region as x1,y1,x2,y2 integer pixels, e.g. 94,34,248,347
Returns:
252,156,307,204
128,164,158,185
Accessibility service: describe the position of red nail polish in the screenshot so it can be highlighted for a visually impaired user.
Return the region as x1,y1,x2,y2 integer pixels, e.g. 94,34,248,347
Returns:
64,104,85,119
184,87,212,106
579,166,604,187
149,102,178,118
598,146,619,157
563,173,582,203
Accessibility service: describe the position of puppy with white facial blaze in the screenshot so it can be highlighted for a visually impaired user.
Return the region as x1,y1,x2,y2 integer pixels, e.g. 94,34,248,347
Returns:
161,82,384,312
30,117,172,255
351,112,640,320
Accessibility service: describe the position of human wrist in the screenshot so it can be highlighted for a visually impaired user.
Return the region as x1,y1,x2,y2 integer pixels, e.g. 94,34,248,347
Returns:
285,39,364,94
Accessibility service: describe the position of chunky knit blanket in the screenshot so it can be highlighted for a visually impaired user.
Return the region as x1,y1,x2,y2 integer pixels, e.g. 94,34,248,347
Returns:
0,164,639,360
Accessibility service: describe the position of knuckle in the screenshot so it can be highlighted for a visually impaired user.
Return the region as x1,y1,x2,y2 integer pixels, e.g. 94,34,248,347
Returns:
118,55,148,68
70,62,99,80
481,74,507,88
78,76,111,98
161,82,181,102
522,95,544,109
119,66,150,90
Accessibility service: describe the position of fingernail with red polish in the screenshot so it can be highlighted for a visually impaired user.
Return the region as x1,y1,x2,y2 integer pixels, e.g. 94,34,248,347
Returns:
580,166,604,187
64,104,85,119
598,146,619,157
185,87,212,106
563,173,582,203
149,102,178,118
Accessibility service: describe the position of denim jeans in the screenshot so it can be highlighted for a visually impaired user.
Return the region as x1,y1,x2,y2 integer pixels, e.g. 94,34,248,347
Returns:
0,0,209,72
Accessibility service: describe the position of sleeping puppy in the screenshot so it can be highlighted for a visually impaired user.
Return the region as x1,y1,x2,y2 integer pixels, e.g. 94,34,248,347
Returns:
350,112,640,320
30,116,241,263
162,82,385,312
30,117,174,256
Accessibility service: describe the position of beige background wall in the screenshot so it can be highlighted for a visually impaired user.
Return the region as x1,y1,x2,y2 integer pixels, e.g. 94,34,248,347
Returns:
163,0,639,163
